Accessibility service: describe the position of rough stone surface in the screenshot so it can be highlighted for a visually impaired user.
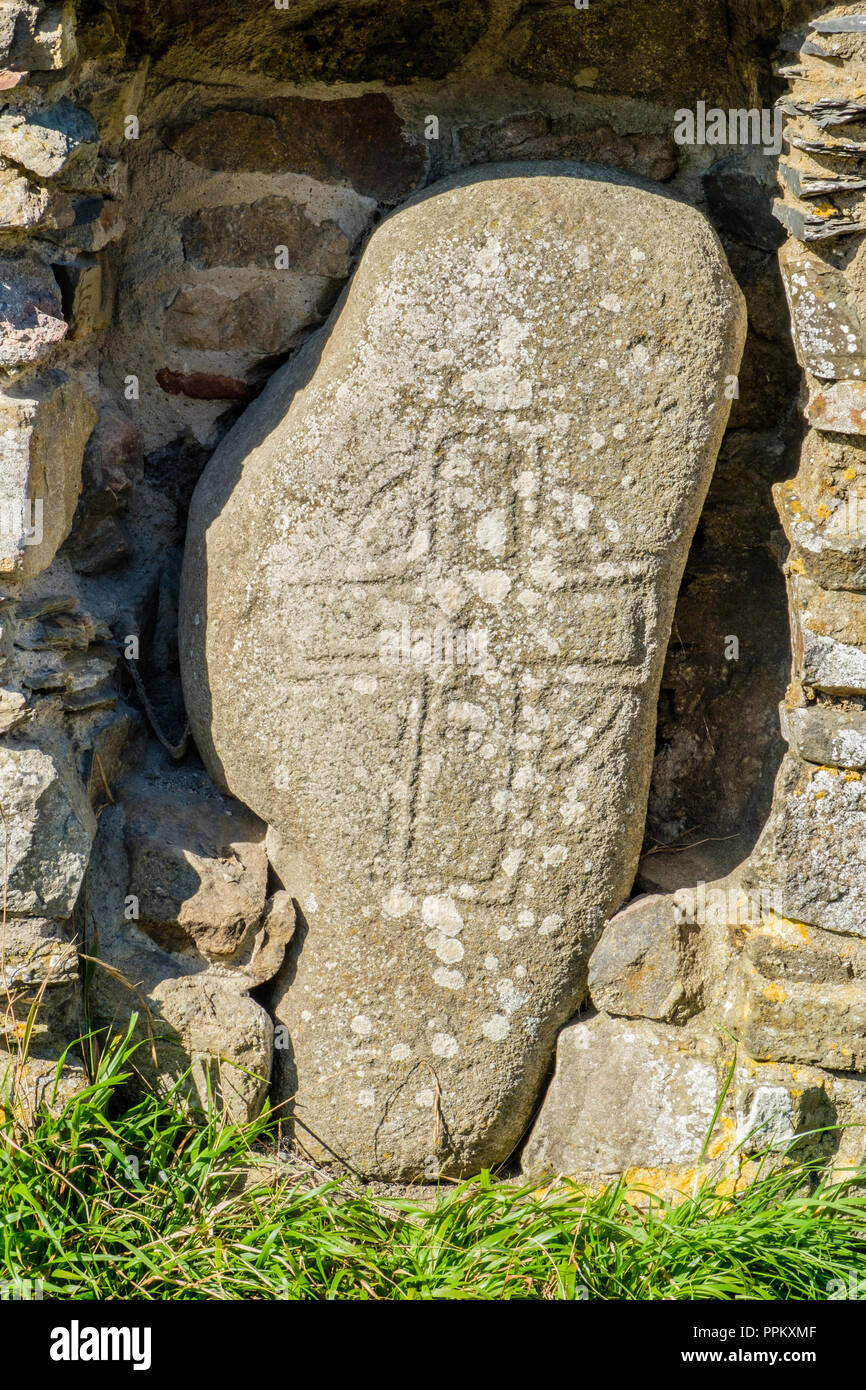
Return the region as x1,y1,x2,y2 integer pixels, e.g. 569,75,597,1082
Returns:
181,163,745,1177
779,244,866,381
746,754,866,938
781,702,866,768
0,915,77,992
0,99,98,183
507,0,764,106
0,739,96,919
0,167,71,231
181,198,351,277
0,256,67,369
792,577,866,694
521,1014,723,1179
735,1077,832,1155
731,919,866,1071
0,373,96,583
53,255,111,339
807,379,866,434
455,112,677,183
0,1053,90,1117
124,792,270,963
588,894,701,1023
164,95,427,204
84,774,293,1124
0,2,75,72
155,369,250,401
776,477,866,591
165,281,330,356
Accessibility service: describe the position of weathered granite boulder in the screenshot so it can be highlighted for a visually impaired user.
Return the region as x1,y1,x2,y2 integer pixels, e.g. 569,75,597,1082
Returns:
180,163,745,1177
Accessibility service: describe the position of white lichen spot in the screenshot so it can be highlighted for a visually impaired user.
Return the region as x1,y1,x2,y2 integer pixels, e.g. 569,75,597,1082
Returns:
497,979,528,1015
433,967,465,991
482,1015,510,1043
415,1088,435,1108
382,887,414,919
461,365,532,411
514,470,537,499
468,569,512,605
573,494,594,531
421,895,464,936
431,1032,459,1057
539,914,563,936
497,314,530,360
435,936,465,965
351,1014,373,1036
446,700,488,731
357,1089,376,1108
476,511,507,557
541,845,569,867
501,848,525,878
391,1044,412,1062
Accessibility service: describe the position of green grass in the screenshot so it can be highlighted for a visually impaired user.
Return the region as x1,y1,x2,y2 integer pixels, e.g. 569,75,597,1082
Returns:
3,1030,866,1300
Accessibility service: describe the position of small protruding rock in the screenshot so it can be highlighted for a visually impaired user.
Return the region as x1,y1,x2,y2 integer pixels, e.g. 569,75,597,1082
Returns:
86,795,284,1124
52,255,112,339
123,792,270,965
588,894,701,1023
807,380,866,434
735,1075,833,1155
155,369,250,401
0,168,72,232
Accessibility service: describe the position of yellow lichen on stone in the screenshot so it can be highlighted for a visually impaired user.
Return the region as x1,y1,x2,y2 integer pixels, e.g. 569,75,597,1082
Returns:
763,982,787,1002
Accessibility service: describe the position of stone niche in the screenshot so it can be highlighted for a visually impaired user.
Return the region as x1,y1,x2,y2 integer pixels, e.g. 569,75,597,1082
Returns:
3,0,848,1188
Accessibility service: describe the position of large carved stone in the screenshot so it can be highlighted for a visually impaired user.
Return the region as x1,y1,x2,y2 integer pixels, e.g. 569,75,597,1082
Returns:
180,163,745,1177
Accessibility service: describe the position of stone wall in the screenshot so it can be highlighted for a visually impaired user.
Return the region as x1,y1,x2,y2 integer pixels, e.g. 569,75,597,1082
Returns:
1,0,857,1184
